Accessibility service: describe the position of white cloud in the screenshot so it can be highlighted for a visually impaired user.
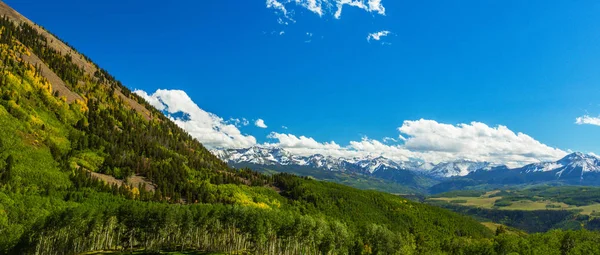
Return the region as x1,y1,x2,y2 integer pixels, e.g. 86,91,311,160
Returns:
267,0,386,22
227,118,242,127
301,0,324,16
134,89,257,149
575,115,600,126
266,132,355,158
334,0,385,19
397,119,567,167
382,137,397,143
367,30,391,42
398,134,407,141
255,119,268,128
282,126,289,129
267,0,292,20
227,118,251,127
266,119,567,168
367,0,385,15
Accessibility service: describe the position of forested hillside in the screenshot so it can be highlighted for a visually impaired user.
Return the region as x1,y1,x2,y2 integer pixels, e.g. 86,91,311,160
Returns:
1,1,600,254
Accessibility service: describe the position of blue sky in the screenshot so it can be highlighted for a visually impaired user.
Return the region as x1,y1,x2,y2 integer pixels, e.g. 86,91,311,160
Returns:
7,0,600,166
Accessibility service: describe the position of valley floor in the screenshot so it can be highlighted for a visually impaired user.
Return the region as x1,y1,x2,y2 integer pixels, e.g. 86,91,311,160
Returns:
428,190,600,215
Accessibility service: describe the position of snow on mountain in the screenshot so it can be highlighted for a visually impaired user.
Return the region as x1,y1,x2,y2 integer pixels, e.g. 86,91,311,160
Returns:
522,162,564,173
354,156,404,174
428,160,494,178
305,154,347,171
212,146,498,177
214,148,600,180
213,146,304,166
521,152,600,178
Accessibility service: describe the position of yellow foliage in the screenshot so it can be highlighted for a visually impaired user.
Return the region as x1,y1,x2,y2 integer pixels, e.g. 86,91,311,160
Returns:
131,187,140,198
13,40,31,56
4,72,21,86
271,199,281,208
73,99,89,112
7,100,20,110
364,244,372,254
29,115,44,126
233,192,271,210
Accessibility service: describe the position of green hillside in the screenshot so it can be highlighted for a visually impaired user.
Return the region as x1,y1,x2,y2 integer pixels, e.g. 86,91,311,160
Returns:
1,2,600,255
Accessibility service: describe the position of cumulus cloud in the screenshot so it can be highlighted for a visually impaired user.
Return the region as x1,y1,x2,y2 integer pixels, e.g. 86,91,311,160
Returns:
134,89,257,149
265,132,355,158
267,0,386,22
575,115,600,126
398,119,567,167
255,119,268,128
266,119,567,167
282,126,289,129
266,133,414,161
367,30,391,42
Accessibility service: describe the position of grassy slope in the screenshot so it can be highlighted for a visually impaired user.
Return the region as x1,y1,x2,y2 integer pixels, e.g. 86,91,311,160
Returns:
428,187,600,215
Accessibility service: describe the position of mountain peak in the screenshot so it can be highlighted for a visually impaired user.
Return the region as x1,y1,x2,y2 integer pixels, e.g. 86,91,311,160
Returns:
560,152,595,161
428,160,493,178
522,152,600,176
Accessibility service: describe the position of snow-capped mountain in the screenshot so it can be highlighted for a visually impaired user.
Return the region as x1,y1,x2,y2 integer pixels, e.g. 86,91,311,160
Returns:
212,147,305,166
304,154,347,171
430,152,600,194
215,147,600,194
429,160,495,178
521,152,600,177
212,146,496,178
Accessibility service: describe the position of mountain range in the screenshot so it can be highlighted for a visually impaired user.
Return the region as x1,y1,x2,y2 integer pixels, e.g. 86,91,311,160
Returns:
214,147,600,193
213,146,499,178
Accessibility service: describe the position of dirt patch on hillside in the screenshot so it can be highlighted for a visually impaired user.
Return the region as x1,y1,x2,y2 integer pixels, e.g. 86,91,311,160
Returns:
89,171,156,192
22,51,83,103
